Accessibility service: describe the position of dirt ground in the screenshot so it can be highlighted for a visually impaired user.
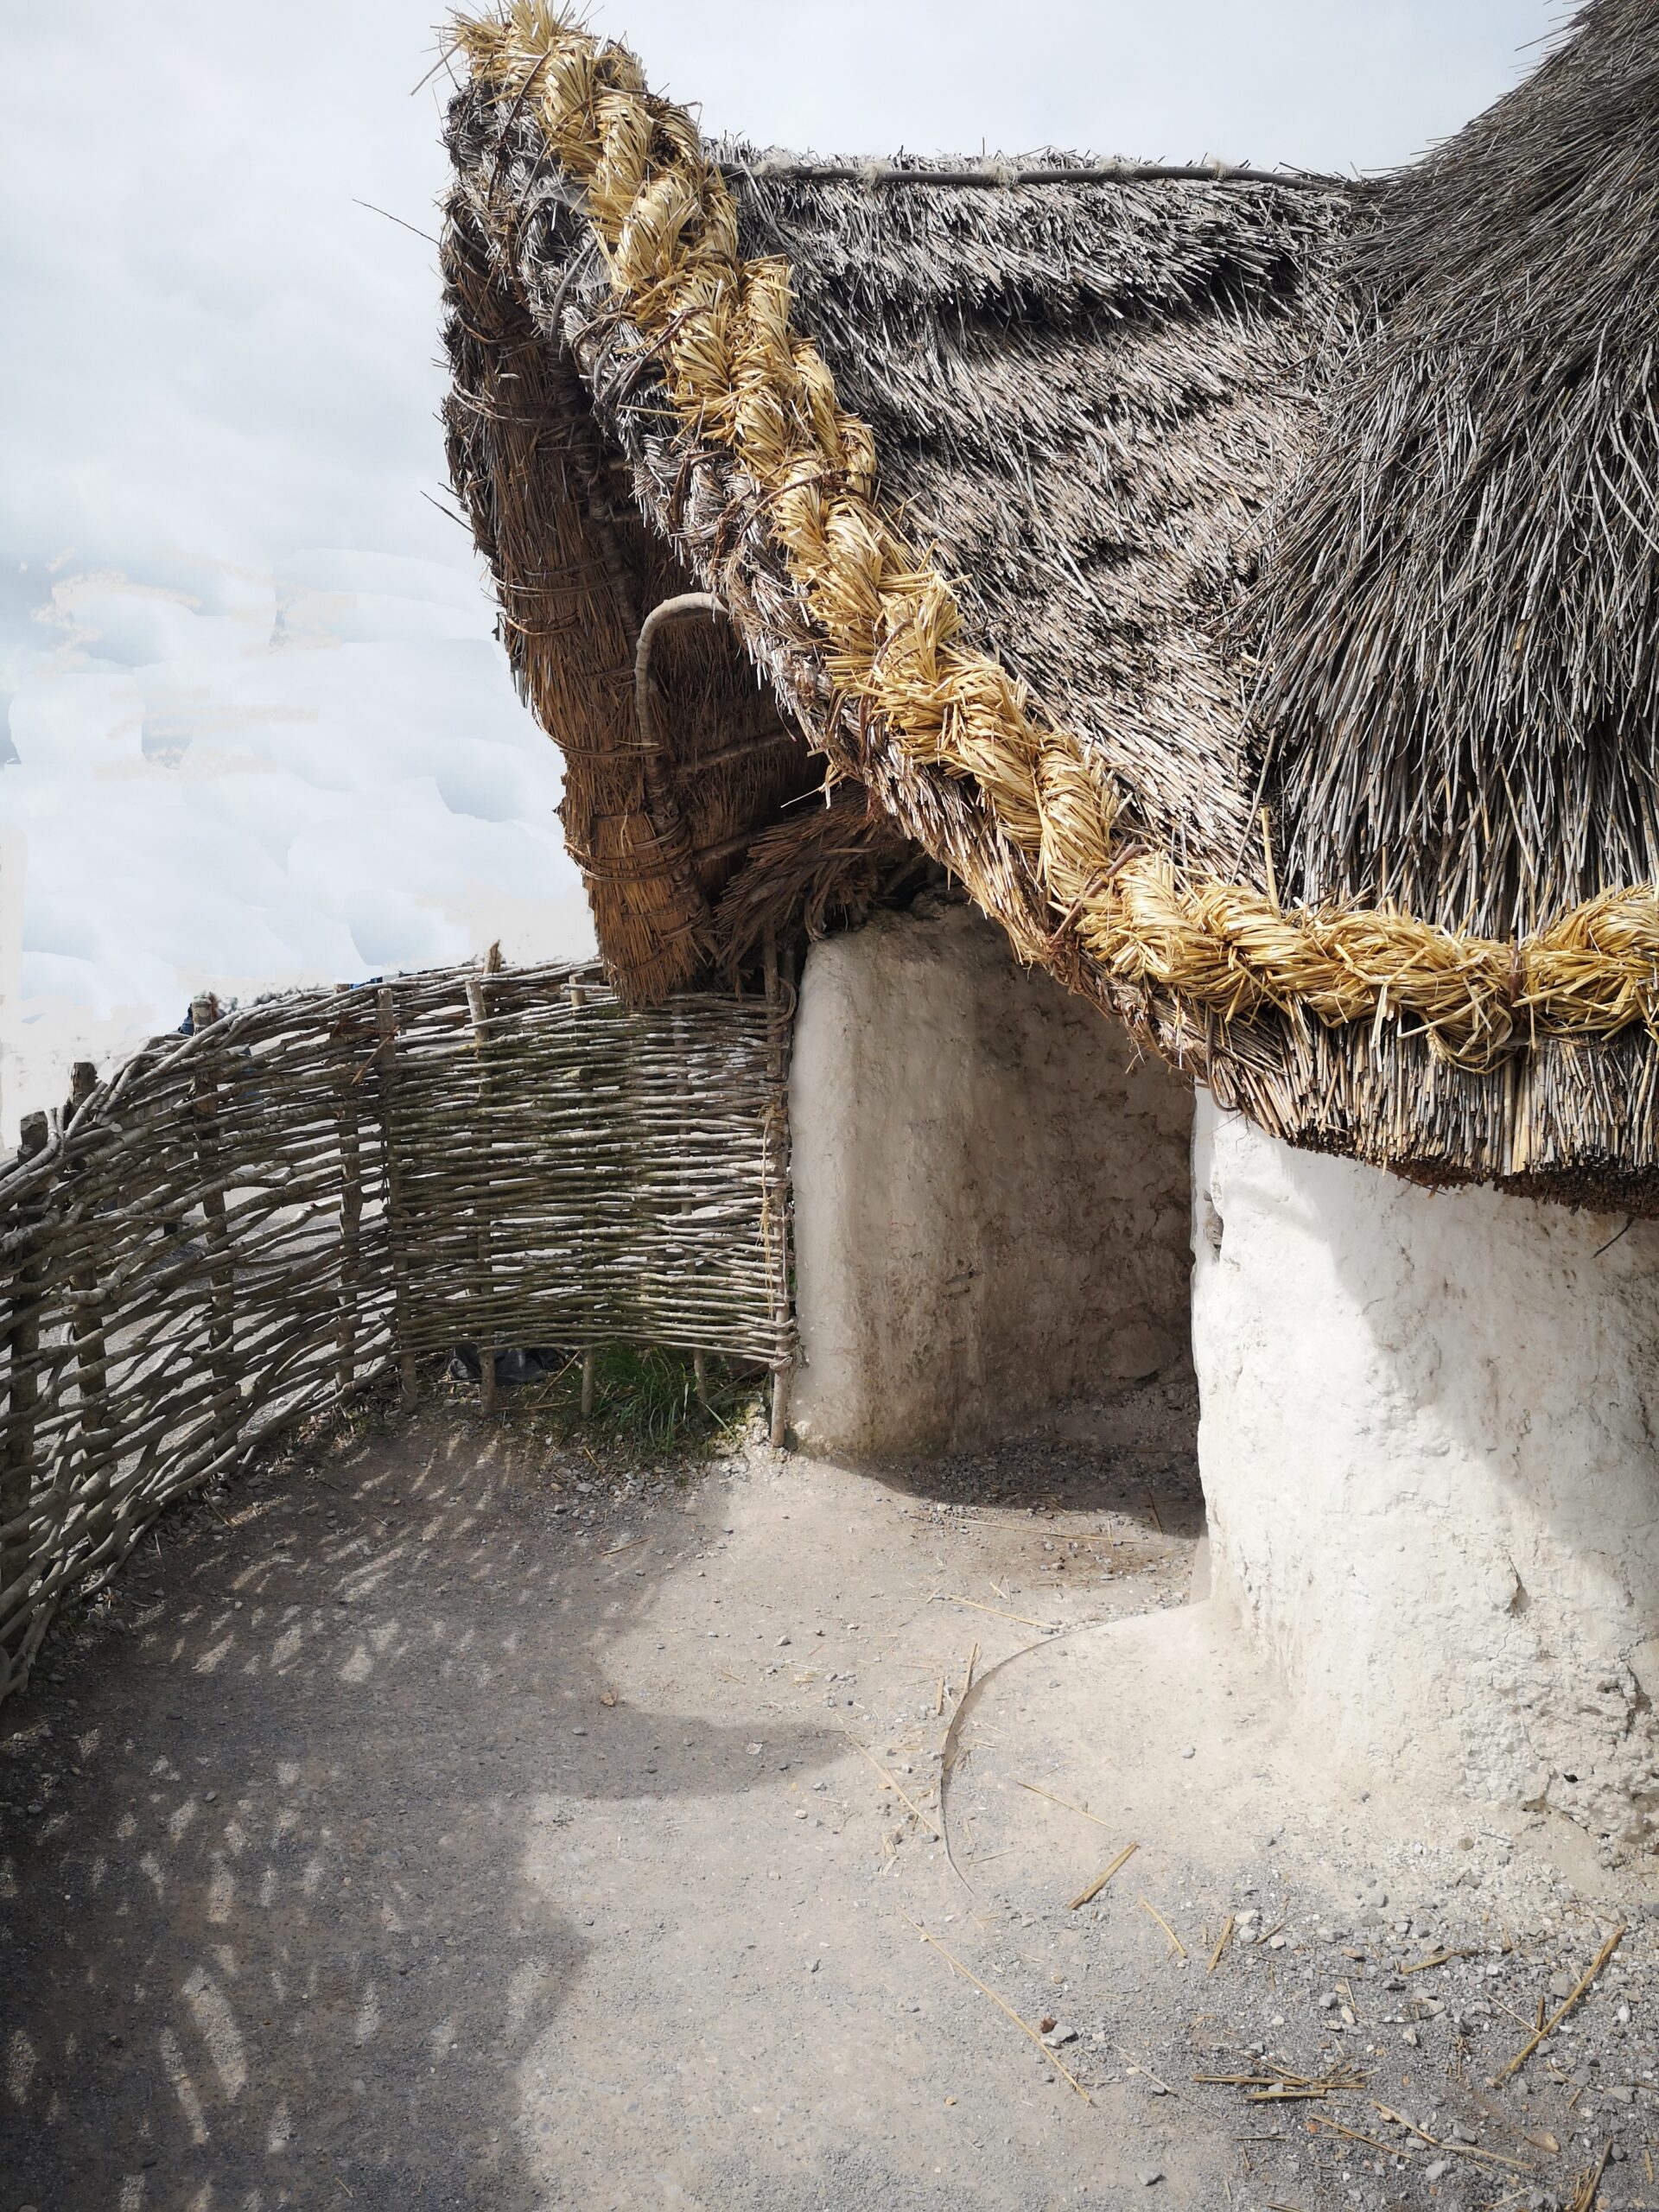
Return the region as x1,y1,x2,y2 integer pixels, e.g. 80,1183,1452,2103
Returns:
3,1384,1656,2211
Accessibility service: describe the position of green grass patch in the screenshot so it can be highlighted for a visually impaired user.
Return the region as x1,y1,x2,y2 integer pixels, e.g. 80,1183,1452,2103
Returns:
451,1344,766,1459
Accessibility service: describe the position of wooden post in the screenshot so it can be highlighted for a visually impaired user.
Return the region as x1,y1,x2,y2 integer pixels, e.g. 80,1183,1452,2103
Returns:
670,997,707,1403
375,986,421,1409
572,970,598,1424
761,931,795,1452
333,988,363,1400
465,973,498,1419
190,996,238,1460
2,1113,52,1676
67,1064,110,1483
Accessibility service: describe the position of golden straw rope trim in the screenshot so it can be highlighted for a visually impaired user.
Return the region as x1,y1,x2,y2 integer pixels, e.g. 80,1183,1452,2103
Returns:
453,5,1659,1073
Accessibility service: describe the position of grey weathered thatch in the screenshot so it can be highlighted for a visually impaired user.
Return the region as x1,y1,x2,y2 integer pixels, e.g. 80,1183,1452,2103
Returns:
442,2,1659,1212
442,120,1350,988
1255,0,1659,944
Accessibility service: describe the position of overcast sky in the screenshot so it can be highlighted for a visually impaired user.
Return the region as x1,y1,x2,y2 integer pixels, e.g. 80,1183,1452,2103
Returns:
0,0,1558,1138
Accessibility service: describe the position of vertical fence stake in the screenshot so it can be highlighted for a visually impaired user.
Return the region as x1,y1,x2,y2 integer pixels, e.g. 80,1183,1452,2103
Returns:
67,1063,111,1487
333,988,363,1401
693,1349,708,1408
761,930,795,1452
1,1113,52,1689
466,973,499,1420
571,969,595,1424
376,986,421,1410
191,996,239,1462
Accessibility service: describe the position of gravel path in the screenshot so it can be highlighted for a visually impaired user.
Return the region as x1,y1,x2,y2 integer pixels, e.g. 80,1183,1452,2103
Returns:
2,1382,1654,2210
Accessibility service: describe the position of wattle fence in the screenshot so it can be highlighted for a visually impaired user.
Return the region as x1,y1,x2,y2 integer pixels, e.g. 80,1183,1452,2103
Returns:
0,956,794,1701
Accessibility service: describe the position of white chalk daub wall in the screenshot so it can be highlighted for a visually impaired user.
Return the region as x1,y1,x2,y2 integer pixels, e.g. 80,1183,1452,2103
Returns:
1193,1094,1659,1863
787,903,1193,1456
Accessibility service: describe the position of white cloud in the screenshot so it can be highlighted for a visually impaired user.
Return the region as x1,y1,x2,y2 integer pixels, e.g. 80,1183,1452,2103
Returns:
0,562,592,1138
0,0,1556,1138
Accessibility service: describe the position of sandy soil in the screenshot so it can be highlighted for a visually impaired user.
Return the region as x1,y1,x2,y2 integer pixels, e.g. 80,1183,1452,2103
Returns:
3,1385,1655,2211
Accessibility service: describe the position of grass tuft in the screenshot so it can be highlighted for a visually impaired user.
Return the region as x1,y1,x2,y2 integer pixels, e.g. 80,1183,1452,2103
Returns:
447,1344,766,1460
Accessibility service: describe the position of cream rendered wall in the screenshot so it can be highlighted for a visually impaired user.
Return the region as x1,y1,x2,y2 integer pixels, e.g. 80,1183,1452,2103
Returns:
787,904,1192,1457
1193,1093,1659,1863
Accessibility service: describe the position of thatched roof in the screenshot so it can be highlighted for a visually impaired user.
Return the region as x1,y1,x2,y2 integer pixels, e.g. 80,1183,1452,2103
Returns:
441,94,1347,984
441,2,1659,1212
1255,0,1659,944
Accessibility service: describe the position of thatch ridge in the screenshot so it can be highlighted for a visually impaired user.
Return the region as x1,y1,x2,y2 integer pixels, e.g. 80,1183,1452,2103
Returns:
441,3,1659,1210
733,155,1347,189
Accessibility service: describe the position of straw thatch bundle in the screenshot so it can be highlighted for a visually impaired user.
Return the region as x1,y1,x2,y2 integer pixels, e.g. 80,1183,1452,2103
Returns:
441,1,1659,1211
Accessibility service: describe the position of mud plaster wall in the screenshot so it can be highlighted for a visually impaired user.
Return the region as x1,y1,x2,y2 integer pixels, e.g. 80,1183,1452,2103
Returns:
788,904,1193,1458
1192,1092,1659,1865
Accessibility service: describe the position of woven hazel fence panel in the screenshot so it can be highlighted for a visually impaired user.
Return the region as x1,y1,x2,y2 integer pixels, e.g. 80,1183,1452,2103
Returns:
0,957,793,1702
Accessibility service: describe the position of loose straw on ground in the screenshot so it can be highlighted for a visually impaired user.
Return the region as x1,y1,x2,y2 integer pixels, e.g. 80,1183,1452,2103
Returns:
1070,1842,1138,1909
840,1728,942,1840
1495,1926,1624,2082
901,1916,1092,2101
1403,1947,1475,1974
1568,2144,1612,2211
1373,2103,1535,2173
1138,1897,1187,1957
1018,1779,1110,1827
1307,2118,1397,2158
1208,1914,1236,1973
938,1593,1060,1631
1114,2045,1179,2097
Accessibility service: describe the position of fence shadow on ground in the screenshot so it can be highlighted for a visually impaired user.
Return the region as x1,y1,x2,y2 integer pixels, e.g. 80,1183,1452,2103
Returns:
0,1412,836,2211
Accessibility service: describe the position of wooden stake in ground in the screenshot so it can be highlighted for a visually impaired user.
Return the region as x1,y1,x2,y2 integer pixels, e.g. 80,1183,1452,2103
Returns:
331,992,363,1402
191,996,238,1457
761,929,793,1452
374,984,420,1409
1,1114,51,1673
465,972,499,1420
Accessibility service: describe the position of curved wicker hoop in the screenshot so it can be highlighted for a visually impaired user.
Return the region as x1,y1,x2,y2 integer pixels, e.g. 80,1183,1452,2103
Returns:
453,6,1659,1074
